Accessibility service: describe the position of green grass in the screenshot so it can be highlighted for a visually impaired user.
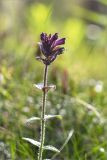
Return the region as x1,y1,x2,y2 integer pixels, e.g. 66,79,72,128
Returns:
0,1,107,160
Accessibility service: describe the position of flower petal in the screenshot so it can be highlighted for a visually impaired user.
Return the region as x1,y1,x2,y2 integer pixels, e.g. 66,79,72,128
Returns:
40,33,45,41
54,47,65,55
38,42,50,57
51,38,65,49
40,33,47,41
55,38,65,46
50,33,58,44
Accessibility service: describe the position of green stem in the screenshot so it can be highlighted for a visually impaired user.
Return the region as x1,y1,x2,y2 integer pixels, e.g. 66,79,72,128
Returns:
38,65,48,160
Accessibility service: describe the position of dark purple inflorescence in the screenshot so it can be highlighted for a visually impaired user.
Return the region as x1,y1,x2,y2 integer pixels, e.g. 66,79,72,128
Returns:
37,33,65,65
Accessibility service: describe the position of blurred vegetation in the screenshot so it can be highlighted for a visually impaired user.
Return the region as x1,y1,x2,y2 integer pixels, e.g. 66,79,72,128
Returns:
0,0,107,159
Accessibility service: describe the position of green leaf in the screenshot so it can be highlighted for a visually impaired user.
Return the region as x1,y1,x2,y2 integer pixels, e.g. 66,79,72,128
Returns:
59,129,74,151
44,145,60,153
51,129,74,159
22,138,40,147
26,117,40,123
45,115,62,120
23,138,60,153
26,115,62,124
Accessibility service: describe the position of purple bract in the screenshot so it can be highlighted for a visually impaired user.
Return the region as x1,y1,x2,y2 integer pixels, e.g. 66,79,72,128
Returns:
37,33,65,65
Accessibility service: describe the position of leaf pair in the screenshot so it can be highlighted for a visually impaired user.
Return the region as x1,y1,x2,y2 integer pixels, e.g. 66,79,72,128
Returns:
34,83,56,92
26,115,62,124
23,129,74,159
22,138,60,153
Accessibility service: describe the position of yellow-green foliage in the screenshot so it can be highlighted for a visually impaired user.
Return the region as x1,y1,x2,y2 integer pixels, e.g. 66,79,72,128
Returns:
0,1,107,160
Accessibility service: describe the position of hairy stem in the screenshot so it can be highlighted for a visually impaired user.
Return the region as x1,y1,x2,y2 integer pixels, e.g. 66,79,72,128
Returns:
38,65,48,160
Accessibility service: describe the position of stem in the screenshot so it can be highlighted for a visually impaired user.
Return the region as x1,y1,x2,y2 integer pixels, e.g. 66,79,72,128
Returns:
38,65,48,160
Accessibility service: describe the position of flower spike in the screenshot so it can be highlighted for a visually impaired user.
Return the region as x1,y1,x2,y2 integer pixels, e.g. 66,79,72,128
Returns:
37,33,66,65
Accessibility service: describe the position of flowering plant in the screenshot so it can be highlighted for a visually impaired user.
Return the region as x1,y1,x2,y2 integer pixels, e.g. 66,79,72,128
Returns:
23,33,73,160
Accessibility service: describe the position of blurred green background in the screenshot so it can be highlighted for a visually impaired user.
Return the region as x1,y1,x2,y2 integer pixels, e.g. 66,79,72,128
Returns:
0,0,107,159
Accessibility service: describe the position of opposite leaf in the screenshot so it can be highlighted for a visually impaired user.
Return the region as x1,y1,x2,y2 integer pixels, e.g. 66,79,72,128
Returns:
34,83,56,92
26,117,40,124
23,138,60,153
44,145,60,153
22,138,40,147
45,115,62,120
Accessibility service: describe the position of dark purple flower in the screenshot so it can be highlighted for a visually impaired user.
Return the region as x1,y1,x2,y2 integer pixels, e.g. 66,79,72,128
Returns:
37,33,65,65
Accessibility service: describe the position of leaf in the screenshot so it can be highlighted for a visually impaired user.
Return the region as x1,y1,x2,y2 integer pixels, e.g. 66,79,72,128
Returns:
45,115,62,120
22,138,40,147
59,129,74,151
26,117,40,123
23,138,60,153
44,145,60,153
47,84,56,91
25,115,62,125
67,129,74,141
51,129,74,160
34,83,56,92
34,83,44,90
